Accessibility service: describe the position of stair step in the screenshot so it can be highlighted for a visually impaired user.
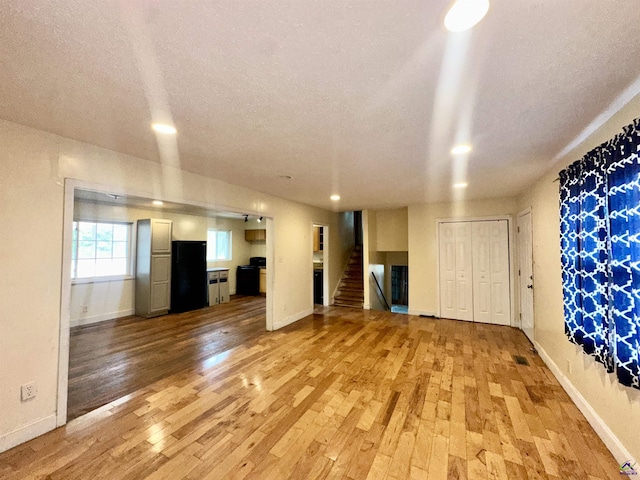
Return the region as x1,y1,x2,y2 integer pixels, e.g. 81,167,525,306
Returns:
334,300,363,308
338,286,363,294
332,246,365,310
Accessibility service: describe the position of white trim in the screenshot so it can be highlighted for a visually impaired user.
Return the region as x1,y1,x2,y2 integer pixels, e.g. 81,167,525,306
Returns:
408,309,437,317
265,217,275,331
311,222,330,308
70,308,135,328
535,343,636,466
57,179,74,428
71,275,135,285
272,308,313,330
0,415,57,453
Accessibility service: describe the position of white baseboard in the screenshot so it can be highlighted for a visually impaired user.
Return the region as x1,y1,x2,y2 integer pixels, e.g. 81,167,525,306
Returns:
408,309,437,317
273,308,313,330
70,308,134,327
0,414,57,453
535,342,635,465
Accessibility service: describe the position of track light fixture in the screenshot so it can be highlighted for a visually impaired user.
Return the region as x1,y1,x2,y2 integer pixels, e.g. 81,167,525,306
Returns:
257,216,263,223
244,215,248,222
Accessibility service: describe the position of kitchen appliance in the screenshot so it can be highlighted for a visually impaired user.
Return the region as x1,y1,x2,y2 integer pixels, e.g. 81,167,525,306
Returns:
236,257,266,296
171,240,207,313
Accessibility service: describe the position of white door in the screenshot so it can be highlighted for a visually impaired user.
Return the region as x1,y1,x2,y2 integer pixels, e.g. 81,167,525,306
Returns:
472,221,511,326
438,222,473,321
439,220,511,325
518,211,534,342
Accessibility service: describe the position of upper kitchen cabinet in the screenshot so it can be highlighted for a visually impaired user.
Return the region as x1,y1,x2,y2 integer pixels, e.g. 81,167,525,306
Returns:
245,229,266,242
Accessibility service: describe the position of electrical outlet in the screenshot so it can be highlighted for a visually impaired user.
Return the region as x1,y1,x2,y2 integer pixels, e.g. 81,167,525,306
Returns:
21,382,37,401
82,305,88,313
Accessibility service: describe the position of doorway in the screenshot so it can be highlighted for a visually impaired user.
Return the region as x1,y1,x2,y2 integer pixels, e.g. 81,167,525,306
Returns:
517,210,534,343
312,224,329,306
391,265,408,313
59,179,275,426
438,219,512,325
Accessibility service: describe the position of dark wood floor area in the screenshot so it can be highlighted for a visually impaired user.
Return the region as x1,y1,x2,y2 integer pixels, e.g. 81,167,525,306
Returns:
68,295,267,420
3,306,619,479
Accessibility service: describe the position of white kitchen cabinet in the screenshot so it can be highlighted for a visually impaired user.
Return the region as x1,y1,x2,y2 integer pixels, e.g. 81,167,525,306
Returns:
135,219,173,317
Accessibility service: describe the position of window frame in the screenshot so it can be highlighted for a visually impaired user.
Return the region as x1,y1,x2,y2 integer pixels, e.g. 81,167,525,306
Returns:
71,220,135,283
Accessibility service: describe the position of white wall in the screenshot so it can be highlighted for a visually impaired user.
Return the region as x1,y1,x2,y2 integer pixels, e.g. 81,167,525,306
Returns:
407,198,519,316
373,208,408,252
0,119,338,452
69,201,252,326
517,96,640,463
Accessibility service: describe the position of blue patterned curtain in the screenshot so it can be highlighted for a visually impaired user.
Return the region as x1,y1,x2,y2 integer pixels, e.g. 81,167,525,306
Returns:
559,118,640,389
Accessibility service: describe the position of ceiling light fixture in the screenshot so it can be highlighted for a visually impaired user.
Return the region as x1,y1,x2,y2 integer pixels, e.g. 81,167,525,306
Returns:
152,200,164,206
444,0,490,32
152,123,177,135
330,194,341,201
451,144,472,155
453,182,469,189
244,215,249,222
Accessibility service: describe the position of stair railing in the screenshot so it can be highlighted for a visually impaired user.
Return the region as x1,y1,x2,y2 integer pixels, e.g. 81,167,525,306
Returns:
371,272,391,311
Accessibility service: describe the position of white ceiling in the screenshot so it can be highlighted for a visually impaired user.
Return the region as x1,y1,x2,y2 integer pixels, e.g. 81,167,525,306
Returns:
2,1,640,211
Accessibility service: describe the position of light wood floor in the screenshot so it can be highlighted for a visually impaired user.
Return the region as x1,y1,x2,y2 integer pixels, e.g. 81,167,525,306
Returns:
1,305,620,479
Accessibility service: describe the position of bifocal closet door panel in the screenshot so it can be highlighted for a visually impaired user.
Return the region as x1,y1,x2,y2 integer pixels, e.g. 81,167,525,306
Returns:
438,222,473,321
439,223,457,320
472,221,493,324
454,223,474,321
472,220,511,326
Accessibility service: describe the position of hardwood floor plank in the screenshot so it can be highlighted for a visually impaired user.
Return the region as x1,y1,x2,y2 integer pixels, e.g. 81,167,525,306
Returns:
0,305,621,480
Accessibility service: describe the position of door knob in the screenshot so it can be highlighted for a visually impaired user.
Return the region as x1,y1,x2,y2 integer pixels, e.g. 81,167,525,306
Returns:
527,284,533,289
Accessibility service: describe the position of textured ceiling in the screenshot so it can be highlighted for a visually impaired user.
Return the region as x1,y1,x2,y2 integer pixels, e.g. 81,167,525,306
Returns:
2,1,640,211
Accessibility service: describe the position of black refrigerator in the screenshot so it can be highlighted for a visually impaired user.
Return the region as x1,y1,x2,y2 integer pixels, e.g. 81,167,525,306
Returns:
171,241,207,313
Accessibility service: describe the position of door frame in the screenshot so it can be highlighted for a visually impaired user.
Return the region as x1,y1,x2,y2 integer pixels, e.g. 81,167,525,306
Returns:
517,207,535,343
58,178,275,427
435,215,516,326
311,222,330,307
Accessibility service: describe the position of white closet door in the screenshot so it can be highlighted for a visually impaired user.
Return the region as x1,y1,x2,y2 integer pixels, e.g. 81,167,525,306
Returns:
472,220,511,326
454,223,474,321
472,222,492,323
438,222,473,321
439,223,457,320
439,220,511,325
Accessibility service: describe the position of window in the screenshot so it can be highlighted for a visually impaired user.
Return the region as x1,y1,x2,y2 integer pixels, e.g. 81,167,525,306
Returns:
207,229,232,261
72,221,132,279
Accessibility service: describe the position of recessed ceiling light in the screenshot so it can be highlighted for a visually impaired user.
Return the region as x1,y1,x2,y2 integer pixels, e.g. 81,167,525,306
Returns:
152,200,164,206
330,194,341,201
444,0,490,32
451,144,472,155
453,182,468,189
152,123,177,134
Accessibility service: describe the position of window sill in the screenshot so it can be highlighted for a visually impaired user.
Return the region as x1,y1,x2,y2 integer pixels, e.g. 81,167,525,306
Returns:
72,275,135,285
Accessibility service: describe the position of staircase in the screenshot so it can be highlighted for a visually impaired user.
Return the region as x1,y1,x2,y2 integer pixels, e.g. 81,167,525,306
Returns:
333,246,364,308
